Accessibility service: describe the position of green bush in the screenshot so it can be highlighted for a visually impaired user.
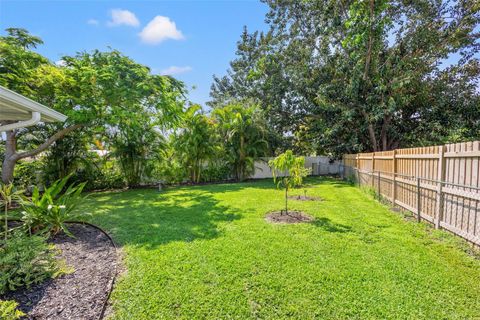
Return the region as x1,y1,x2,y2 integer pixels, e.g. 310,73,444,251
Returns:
0,231,60,294
200,164,231,183
73,162,126,191
0,299,25,320
13,160,42,192
156,160,188,184
21,176,87,236
43,149,126,192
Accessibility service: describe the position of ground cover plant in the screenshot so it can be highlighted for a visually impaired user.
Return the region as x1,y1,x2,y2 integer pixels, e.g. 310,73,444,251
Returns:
0,299,24,319
0,230,61,295
82,177,480,319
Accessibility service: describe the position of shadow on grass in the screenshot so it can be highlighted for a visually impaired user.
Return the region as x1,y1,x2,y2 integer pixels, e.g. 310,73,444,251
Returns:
84,189,243,249
311,217,352,233
83,177,353,248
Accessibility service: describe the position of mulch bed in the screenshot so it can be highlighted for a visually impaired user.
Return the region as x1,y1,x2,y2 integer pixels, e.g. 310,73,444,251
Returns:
265,211,314,224
287,195,322,201
4,223,117,320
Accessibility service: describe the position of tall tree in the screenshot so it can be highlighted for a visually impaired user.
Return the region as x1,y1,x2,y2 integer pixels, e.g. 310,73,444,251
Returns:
0,28,82,183
61,50,186,187
210,1,480,156
0,29,186,184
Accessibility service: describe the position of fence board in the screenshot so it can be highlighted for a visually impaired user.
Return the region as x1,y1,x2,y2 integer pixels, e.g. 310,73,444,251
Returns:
343,141,480,246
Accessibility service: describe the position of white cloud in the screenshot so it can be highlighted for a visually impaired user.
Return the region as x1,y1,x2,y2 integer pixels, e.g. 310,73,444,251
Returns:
87,19,99,26
160,66,192,75
139,16,184,44
55,60,67,67
108,9,140,27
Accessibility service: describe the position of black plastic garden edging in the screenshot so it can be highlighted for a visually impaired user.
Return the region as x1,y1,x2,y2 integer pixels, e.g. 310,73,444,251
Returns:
66,220,118,320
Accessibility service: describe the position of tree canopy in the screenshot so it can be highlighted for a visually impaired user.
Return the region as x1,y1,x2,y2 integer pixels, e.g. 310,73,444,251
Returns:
0,28,187,184
210,0,480,156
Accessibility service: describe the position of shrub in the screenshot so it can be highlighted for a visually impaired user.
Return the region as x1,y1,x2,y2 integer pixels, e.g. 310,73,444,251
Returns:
73,163,126,191
0,300,25,320
21,176,87,236
13,160,42,193
200,164,231,183
0,231,60,294
155,159,188,184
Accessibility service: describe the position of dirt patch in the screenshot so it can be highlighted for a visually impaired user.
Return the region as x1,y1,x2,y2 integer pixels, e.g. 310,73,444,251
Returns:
265,211,314,224
4,223,117,320
287,195,322,201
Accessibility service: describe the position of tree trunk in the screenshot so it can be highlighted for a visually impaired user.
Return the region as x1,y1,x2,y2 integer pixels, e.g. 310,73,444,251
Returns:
285,186,288,215
2,130,17,184
1,158,16,184
1,124,83,184
360,110,378,151
380,114,392,151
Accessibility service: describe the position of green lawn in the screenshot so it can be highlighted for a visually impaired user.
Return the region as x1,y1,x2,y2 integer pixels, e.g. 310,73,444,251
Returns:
81,177,480,319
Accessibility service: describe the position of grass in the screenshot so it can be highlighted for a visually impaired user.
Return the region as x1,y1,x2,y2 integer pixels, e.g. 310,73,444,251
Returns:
81,177,480,319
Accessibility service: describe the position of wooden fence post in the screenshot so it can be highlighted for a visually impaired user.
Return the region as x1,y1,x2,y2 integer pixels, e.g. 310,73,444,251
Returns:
377,171,381,199
435,145,446,229
356,154,360,185
416,177,421,222
392,150,397,206
371,153,375,187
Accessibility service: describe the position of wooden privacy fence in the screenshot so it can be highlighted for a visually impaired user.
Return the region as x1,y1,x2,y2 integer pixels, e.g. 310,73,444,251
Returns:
343,141,480,246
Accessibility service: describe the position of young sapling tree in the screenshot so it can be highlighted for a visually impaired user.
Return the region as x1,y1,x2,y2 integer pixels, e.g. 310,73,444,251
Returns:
269,150,310,214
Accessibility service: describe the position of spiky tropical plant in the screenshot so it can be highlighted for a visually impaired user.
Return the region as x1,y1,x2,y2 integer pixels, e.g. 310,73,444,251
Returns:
0,184,23,241
269,150,310,214
21,175,87,236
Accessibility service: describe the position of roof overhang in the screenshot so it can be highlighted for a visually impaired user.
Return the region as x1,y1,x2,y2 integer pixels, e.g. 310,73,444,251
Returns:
0,85,67,123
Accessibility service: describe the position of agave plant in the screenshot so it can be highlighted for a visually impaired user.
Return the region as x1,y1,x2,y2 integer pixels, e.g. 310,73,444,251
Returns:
0,184,24,241
21,176,87,237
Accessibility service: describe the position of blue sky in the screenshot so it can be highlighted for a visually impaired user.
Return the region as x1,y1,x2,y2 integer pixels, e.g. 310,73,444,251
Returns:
0,0,269,107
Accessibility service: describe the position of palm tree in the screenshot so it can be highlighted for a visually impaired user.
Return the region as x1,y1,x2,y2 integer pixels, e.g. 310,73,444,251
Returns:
213,103,268,181
173,105,218,183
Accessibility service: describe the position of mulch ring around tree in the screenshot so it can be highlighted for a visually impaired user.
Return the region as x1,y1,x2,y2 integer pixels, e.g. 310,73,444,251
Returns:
4,223,118,320
265,211,314,224
287,195,322,201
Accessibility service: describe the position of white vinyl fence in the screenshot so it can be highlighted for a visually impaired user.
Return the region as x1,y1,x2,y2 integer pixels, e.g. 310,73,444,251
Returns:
251,156,340,179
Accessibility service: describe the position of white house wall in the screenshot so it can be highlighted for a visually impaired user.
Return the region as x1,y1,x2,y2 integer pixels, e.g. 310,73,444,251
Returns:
250,156,340,179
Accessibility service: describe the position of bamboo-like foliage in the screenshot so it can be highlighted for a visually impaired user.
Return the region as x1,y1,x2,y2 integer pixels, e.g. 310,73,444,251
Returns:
213,103,268,181
173,105,218,183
